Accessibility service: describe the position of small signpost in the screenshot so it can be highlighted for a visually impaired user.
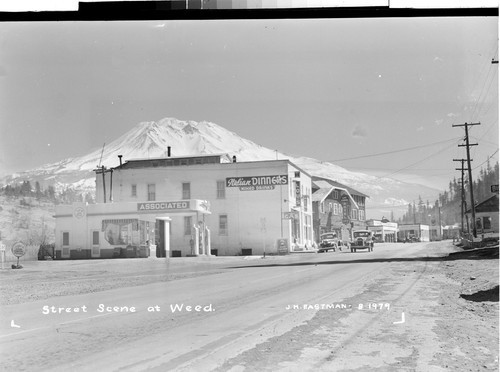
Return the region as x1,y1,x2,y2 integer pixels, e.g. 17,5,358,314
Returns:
11,242,26,269
0,242,6,270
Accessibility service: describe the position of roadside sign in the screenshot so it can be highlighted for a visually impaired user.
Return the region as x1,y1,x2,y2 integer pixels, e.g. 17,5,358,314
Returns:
11,242,26,258
0,243,6,252
277,238,289,254
11,242,26,269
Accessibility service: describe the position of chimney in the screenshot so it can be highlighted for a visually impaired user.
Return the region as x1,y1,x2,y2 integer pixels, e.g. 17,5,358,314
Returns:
232,155,237,163
118,155,122,166
167,146,171,157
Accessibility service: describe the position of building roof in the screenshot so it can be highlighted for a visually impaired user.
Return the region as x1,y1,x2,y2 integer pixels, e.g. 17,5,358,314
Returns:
311,180,334,202
311,179,360,209
98,154,312,178
312,176,369,198
466,194,499,214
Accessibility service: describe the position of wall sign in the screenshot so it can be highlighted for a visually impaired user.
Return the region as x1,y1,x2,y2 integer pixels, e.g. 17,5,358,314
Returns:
295,181,301,206
226,175,288,191
340,194,350,224
137,201,190,212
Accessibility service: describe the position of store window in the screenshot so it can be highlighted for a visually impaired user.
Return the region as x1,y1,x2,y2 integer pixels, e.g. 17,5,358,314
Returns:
182,182,191,199
92,231,99,245
184,216,192,235
216,180,225,199
483,216,492,230
62,232,69,246
219,215,228,236
147,184,156,201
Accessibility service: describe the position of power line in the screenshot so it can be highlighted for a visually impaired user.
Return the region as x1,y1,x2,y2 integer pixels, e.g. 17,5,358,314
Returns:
321,137,461,163
381,140,459,179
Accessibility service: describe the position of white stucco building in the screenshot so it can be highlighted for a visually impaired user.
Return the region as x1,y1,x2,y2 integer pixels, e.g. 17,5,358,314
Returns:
54,154,315,258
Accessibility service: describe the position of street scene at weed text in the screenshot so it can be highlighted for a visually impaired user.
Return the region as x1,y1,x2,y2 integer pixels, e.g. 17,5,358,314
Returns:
0,3,498,372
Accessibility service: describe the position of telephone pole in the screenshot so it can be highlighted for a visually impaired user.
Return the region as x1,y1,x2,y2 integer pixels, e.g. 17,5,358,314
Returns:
452,122,480,237
453,158,469,235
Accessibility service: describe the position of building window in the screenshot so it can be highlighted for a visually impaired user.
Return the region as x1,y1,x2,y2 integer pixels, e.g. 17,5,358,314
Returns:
351,209,358,220
216,180,225,199
359,210,365,221
62,232,69,246
131,184,137,197
320,202,324,213
333,203,338,215
92,231,99,245
219,215,228,236
333,190,339,199
294,171,300,178
147,184,156,201
328,202,333,212
182,182,190,199
184,216,192,235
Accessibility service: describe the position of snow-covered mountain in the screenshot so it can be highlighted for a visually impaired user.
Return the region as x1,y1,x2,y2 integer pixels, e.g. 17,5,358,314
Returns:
1,117,440,218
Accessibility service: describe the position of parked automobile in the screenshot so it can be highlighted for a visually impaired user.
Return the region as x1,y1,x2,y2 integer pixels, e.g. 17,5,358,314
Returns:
350,230,374,252
318,232,339,252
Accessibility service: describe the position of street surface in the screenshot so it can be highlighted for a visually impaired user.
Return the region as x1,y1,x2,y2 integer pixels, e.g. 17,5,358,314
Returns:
0,241,497,371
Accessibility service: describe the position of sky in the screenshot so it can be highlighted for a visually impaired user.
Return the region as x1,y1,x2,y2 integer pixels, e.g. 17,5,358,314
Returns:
0,13,498,192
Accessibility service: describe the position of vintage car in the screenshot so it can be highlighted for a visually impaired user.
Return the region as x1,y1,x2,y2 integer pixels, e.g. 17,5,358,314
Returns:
318,232,339,252
350,230,374,252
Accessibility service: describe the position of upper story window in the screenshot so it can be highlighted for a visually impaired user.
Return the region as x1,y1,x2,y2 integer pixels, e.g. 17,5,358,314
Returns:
216,180,225,199
182,182,191,199
333,190,339,200
147,184,156,201
320,202,325,213
131,184,137,197
351,209,358,220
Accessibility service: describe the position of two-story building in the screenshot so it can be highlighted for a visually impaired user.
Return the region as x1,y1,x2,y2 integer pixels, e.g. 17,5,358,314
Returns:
54,154,315,258
311,176,369,244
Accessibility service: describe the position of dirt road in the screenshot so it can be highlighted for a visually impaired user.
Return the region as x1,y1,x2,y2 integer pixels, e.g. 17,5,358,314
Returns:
0,241,497,371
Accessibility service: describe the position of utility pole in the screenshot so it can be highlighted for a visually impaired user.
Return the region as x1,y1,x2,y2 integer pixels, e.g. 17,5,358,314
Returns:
452,122,480,237
454,158,469,235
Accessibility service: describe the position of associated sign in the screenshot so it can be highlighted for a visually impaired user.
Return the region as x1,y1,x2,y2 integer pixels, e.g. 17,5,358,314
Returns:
11,242,26,258
282,211,298,220
137,201,190,212
226,175,288,191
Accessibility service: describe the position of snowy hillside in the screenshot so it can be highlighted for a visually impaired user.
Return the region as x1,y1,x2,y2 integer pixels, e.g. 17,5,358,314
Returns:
1,117,440,218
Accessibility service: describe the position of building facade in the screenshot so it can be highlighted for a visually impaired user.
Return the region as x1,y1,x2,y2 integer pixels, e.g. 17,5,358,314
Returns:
54,154,315,258
366,218,398,242
397,223,430,242
312,177,369,243
466,194,499,236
